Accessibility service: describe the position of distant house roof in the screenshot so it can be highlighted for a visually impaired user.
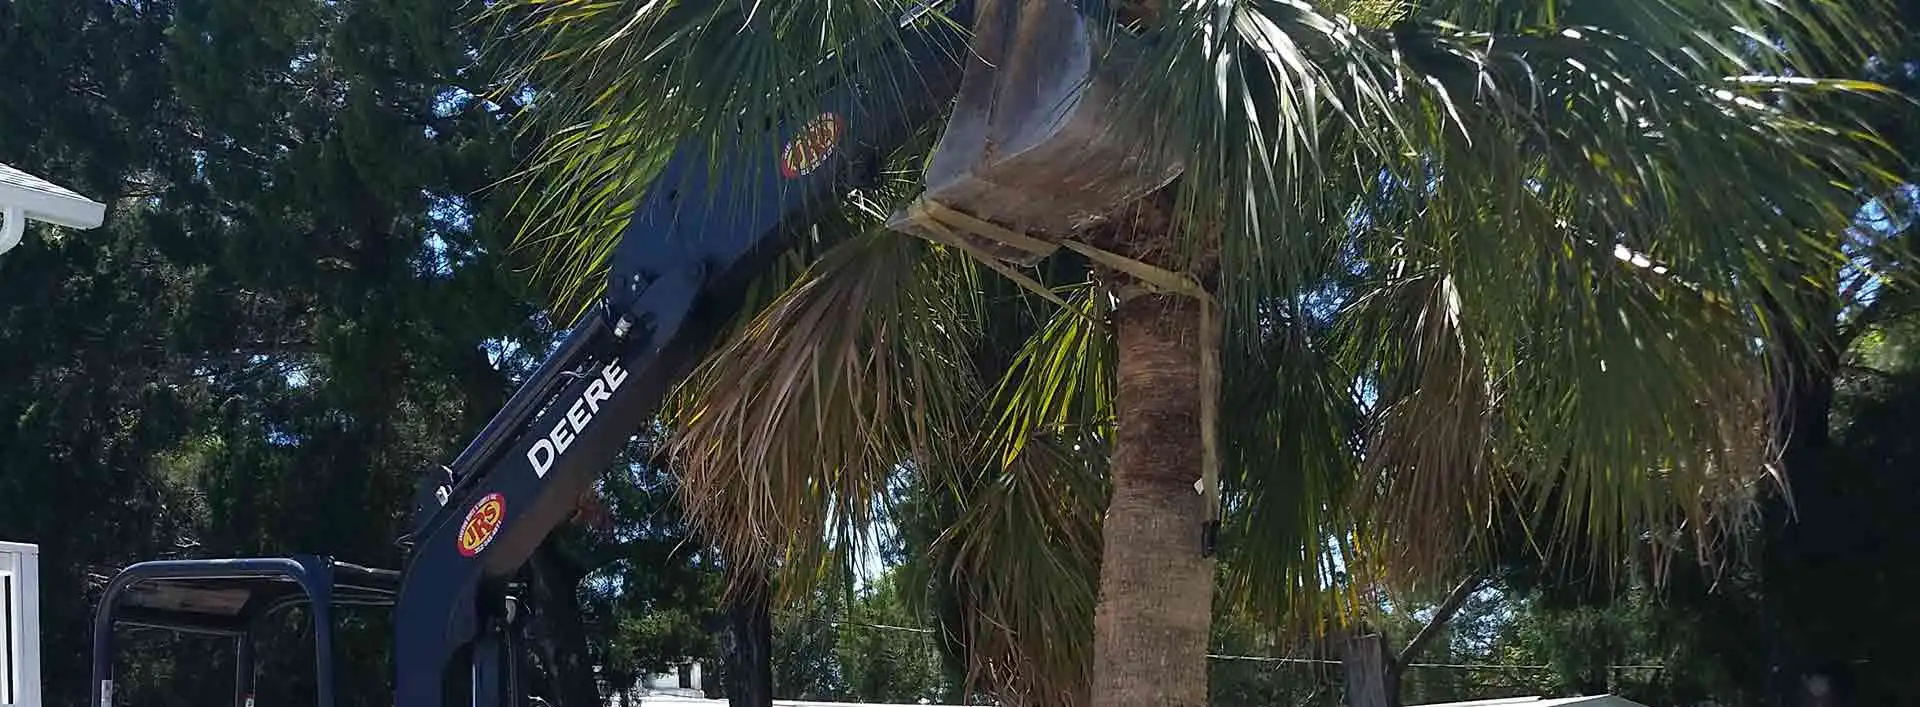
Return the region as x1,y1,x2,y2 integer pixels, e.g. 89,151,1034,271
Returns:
629,695,1650,707
1413,696,1653,707
623,694,1654,707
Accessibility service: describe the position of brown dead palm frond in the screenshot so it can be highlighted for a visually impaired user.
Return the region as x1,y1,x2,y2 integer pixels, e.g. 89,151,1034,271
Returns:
662,229,983,599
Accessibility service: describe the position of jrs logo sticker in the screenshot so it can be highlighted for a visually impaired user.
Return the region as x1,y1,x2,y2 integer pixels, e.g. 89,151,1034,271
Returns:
457,492,506,557
780,113,843,179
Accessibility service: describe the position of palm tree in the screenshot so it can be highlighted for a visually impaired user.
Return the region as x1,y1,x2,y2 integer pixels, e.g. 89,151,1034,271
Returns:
478,1,1908,705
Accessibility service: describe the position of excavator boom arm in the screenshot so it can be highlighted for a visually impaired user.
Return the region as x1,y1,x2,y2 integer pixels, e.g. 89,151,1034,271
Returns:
391,8,974,707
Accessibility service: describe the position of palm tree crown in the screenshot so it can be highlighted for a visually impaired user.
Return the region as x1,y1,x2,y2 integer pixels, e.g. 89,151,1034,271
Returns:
480,0,1910,703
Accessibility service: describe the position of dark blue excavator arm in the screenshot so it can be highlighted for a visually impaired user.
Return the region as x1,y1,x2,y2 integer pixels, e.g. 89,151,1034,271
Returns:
88,3,1188,707
389,6,975,707
92,5,1176,707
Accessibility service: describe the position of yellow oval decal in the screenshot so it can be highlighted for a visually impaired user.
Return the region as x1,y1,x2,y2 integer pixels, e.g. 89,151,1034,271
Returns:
780,113,844,179
457,492,506,557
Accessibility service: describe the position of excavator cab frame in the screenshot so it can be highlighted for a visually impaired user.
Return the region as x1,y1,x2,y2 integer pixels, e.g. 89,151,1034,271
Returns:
88,557,424,707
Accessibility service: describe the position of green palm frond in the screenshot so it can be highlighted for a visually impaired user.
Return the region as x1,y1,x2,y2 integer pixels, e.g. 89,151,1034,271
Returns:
496,116,675,322
934,437,1107,707
1096,0,1906,587
1216,301,1367,637
480,0,970,319
1333,180,1788,583
983,282,1114,470
1412,0,1896,74
925,280,1111,706
484,0,953,154
1112,0,1903,334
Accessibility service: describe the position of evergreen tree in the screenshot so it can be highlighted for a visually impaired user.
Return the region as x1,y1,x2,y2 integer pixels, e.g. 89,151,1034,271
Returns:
0,2,544,706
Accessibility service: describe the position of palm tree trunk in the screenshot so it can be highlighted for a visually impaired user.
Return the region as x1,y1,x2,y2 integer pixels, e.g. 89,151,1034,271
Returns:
1092,290,1216,707
724,567,776,707
1343,633,1393,707
1758,266,1842,707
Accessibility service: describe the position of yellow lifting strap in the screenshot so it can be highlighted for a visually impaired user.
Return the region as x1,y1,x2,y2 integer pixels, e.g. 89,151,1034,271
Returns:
895,197,1223,530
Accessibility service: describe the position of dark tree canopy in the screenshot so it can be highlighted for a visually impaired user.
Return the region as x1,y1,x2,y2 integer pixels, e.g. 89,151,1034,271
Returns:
1,1,539,706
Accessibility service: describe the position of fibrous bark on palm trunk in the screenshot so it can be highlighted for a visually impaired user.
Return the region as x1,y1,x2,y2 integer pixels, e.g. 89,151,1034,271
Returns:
1095,291,1215,707
1090,194,1218,707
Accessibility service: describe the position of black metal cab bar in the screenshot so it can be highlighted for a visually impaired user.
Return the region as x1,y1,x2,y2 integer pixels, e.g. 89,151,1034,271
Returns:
89,556,399,707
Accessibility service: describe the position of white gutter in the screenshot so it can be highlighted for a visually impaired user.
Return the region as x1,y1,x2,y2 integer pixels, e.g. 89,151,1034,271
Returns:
0,162,108,256
0,205,22,256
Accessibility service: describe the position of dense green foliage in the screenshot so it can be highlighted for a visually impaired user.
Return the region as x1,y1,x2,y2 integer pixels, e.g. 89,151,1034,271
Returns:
0,1,578,706
5,2,1920,707
759,570,953,703
0,0,542,704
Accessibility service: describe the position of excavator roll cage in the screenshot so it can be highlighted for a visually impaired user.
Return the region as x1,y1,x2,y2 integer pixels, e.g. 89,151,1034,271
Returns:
90,557,402,707
88,4,978,707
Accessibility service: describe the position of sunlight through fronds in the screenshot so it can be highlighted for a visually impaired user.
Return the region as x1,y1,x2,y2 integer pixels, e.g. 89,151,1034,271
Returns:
983,285,1114,471
1099,0,1906,588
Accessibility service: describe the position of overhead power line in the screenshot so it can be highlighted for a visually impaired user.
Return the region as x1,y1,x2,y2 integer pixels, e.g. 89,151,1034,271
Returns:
1206,654,1667,671
793,612,1670,672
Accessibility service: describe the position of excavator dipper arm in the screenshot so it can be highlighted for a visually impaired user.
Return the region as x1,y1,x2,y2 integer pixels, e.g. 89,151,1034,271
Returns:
391,7,973,707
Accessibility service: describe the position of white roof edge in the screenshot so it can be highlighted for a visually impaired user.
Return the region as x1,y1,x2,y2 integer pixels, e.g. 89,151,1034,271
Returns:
0,162,107,230
0,540,41,555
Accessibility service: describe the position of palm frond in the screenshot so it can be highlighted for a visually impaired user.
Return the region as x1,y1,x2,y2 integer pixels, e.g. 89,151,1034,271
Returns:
982,283,1114,470
495,116,676,321
1338,269,1500,581
874,278,1115,707
933,438,1107,707
1411,0,1898,76
484,0,957,157
1334,184,1783,583
1098,0,1906,588
1112,0,1903,338
479,0,972,319
663,228,983,600
1215,299,1368,640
